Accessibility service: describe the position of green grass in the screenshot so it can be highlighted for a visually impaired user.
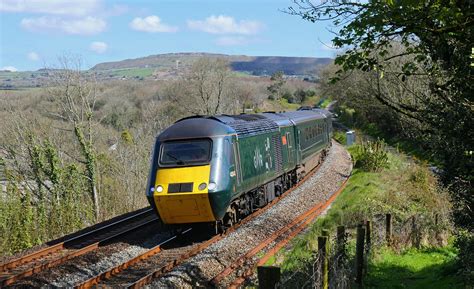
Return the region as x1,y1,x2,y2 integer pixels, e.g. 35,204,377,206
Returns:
301,95,320,107
365,246,462,289
231,71,252,77
280,143,453,279
333,130,347,144
274,98,300,110
105,68,154,78
319,98,332,108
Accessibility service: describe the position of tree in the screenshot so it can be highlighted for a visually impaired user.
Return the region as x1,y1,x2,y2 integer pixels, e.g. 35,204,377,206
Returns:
267,71,286,100
166,58,233,115
48,56,100,220
289,0,473,230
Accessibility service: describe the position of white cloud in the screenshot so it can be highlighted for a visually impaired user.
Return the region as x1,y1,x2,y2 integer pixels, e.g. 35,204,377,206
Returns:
1,66,18,72
89,41,108,53
0,0,101,16
130,16,178,33
187,15,263,35
27,51,39,61
21,16,106,35
215,36,249,46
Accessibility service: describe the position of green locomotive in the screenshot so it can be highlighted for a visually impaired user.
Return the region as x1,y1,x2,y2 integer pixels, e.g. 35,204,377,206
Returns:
146,110,332,230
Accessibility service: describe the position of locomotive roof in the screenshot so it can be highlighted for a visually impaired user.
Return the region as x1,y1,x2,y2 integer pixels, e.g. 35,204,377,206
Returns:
263,110,328,125
157,117,235,141
160,110,330,140
211,114,279,137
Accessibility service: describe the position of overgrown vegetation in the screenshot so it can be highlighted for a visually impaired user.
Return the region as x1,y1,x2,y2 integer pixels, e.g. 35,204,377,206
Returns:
278,141,457,286
289,0,472,280
353,140,389,172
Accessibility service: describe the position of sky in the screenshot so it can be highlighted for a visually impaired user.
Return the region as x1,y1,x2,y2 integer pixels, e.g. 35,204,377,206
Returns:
0,0,339,71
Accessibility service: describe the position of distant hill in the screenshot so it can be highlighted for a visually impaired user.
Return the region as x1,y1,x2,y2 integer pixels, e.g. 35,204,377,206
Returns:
91,53,332,76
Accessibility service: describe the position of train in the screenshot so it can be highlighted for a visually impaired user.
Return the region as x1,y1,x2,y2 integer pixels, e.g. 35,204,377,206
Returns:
146,109,333,232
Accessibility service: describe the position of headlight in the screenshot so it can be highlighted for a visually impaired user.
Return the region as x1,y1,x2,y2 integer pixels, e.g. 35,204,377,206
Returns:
208,182,217,190
198,183,207,190
156,185,163,193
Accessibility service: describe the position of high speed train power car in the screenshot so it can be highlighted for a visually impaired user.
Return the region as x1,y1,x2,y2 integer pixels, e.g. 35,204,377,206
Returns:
146,110,332,231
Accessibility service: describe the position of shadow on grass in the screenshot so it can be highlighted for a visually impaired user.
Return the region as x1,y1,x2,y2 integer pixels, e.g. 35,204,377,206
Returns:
364,247,463,289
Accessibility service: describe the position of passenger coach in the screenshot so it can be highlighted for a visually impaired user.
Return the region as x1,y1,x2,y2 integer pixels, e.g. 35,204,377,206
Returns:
146,109,332,231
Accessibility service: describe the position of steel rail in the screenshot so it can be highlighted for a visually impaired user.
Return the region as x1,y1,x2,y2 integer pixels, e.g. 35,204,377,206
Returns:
124,159,329,289
210,202,325,285
67,149,329,288
228,175,350,288
0,208,155,287
75,228,193,289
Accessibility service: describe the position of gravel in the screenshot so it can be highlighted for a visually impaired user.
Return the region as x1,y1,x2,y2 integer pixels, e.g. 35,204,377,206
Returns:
8,224,173,288
147,141,352,288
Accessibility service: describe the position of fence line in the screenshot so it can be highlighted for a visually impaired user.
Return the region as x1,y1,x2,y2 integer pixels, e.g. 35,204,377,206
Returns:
260,212,448,288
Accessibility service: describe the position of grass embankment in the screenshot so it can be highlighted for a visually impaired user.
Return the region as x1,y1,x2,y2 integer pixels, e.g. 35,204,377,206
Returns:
275,142,460,287
366,246,461,289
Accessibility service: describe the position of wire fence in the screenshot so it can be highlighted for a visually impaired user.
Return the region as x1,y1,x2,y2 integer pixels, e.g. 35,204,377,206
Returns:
259,212,450,289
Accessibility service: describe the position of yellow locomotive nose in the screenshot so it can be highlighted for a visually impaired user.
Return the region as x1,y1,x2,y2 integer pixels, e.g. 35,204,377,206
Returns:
153,165,216,224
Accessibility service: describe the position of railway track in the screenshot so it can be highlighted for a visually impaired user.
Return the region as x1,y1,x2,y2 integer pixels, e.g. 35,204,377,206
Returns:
0,208,157,287
221,175,349,288
142,140,351,288
2,142,350,288
73,155,333,289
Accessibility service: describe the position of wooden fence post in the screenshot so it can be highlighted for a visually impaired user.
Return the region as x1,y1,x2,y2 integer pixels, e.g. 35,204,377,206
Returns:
257,266,281,289
365,220,371,275
386,213,392,246
336,225,346,258
411,215,419,248
365,220,371,247
318,236,329,289
355,224,365,286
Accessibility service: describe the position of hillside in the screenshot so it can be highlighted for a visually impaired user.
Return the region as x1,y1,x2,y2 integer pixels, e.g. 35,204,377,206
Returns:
91,52,332,76
0,53,332,89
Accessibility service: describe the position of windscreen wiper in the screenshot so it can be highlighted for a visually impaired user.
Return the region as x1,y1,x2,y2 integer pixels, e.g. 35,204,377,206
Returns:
166,152,186,165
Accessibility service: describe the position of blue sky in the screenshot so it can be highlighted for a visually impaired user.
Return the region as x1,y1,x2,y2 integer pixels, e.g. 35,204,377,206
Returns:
0,0,338,71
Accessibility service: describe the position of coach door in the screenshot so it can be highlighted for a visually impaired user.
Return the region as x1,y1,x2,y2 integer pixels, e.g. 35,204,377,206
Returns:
285,130,296,168
231,137,243,186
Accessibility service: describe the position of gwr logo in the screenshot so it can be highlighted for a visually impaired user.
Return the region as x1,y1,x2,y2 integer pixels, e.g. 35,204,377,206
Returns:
254,147,263,169
254,138,273,171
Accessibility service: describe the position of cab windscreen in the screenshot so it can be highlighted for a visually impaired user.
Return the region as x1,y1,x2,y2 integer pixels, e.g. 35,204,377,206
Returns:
159,139,212,166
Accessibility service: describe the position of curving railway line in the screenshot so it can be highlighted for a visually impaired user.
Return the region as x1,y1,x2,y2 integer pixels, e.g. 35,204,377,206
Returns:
2,140,351,288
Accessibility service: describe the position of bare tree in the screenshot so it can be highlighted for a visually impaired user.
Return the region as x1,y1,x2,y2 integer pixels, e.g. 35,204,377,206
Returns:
48,56,100,220
166,57,233,115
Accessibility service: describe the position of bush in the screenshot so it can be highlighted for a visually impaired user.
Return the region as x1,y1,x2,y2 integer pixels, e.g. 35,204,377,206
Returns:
354,140,389,172
454,230,474,284
282,91,296,103
333,131,347,144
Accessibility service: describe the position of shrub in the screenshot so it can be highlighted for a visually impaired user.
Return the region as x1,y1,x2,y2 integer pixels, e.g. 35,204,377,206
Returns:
454,230,474,284
355,140,389,172
333,131,347,144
